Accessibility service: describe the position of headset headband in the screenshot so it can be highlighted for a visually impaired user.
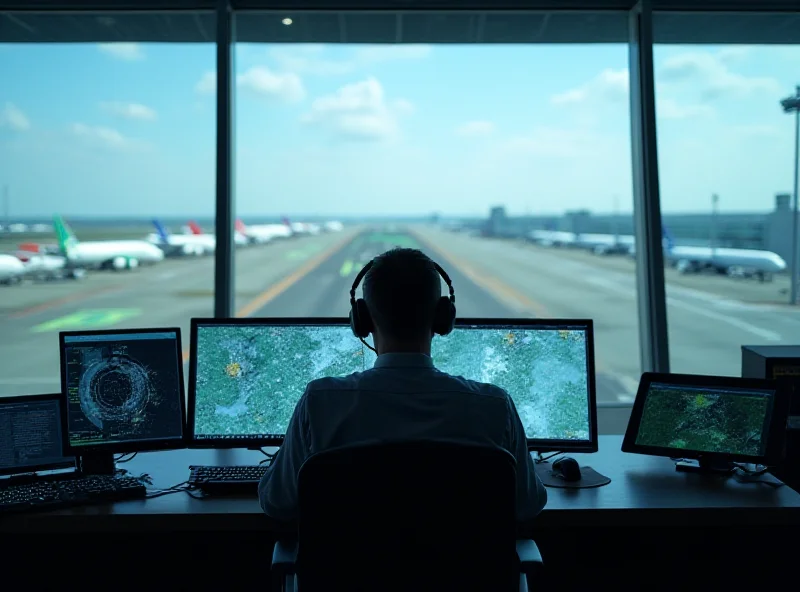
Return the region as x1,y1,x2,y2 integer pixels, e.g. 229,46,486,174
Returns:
350,258,456,304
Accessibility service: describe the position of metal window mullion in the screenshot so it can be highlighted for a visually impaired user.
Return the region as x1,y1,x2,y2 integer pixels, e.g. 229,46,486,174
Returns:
214,0,235,318
629,0,669,373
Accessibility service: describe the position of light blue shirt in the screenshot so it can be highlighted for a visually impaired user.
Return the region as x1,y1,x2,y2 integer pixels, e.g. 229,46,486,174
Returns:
258,352,547,523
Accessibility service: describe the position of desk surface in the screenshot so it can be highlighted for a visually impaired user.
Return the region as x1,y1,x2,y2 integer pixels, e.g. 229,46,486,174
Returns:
2,435,799,532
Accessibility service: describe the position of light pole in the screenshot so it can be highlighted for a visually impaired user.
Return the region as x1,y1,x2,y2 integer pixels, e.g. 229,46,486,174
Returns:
711,193,719,257
781,86,800,305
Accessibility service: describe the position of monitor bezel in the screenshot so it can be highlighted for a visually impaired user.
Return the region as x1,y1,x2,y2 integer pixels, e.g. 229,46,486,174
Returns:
59,327,187,455
188,317,598,453
622,372,788,465
0,393,77,476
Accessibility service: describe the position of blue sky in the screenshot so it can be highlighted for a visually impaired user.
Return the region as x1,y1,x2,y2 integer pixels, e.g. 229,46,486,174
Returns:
0,41,798,219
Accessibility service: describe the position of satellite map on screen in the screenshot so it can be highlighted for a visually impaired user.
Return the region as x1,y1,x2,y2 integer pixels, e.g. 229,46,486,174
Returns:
634,384,772,456
192,324,590,441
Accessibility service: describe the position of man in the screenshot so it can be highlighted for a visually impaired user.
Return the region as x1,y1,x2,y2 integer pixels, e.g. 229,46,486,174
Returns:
258,247,547,523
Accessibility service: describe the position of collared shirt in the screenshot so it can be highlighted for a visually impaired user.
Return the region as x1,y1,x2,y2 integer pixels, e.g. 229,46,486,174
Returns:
258,352,547,523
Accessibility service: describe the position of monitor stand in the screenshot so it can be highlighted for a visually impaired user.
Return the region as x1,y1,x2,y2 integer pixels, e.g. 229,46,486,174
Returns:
675,458,733,474
79,452,116,476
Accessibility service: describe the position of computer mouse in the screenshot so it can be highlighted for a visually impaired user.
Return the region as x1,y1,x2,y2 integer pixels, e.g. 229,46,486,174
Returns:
553,457,582,482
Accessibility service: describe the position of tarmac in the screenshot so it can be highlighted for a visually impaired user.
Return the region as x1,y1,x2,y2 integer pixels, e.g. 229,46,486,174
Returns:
1,224,798,409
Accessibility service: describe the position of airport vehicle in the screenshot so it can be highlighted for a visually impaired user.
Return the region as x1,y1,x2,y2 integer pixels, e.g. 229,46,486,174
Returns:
235,218,293,244
147,219,215,256
53,214,165,271
0,253,25,284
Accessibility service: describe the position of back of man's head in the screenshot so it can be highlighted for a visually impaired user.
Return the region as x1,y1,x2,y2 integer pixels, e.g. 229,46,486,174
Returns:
363,248,442,342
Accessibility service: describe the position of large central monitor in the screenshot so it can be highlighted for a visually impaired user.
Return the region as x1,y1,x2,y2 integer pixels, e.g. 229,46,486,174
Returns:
188,318,597,452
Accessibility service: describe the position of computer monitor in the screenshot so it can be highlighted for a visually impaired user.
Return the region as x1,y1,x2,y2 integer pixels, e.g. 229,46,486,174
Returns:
188,317,597,453
0,393,75,477
59,328,187,466
622,372,788,473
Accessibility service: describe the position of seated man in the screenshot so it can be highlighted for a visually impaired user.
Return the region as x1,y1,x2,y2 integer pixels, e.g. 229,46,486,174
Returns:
258,247,547,523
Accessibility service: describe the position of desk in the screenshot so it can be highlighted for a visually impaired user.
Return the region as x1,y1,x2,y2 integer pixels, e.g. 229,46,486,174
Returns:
2,436,798,589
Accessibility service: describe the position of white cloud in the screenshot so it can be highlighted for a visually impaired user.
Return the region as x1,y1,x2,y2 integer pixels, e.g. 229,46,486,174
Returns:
456,121,496,137
70,123,132,149
237,67,305,103
100,101,157,122
97,43,144,61
659,50,780,98
551,69,629,105
657,98,714,120
0,103,30,131
301,78,412,141
195,68,305,103
270,44,431,77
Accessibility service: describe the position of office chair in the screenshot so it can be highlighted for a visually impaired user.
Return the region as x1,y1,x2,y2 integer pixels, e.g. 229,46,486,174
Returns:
271,441,543,592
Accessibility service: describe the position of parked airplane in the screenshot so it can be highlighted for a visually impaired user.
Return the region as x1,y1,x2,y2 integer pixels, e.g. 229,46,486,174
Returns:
53,214,164,270
16,243,85,281
187,221,249,246
0,254,25,285
147,220,215,256
236,218,293,244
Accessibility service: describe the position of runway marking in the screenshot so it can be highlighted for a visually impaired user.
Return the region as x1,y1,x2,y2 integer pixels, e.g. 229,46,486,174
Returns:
235,233,356,319
9,285,124,319
340,260,354,277
411,231,549,317
31,308,141,333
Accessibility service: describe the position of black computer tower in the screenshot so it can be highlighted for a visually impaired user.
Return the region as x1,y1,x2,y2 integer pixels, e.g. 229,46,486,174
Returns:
742,345,800,491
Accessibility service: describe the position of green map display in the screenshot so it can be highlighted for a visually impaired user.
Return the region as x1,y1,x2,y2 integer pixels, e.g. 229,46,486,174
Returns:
193,324,590,442
635,384,772,456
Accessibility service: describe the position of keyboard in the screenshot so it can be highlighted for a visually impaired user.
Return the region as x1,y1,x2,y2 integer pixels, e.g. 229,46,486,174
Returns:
188,465,269,495
0,474,146,515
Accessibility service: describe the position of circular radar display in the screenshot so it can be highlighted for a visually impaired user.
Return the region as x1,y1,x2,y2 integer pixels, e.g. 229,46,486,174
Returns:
78,354,152,430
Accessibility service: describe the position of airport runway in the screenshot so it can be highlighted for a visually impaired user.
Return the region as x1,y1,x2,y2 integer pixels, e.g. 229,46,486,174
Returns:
1,225,798,408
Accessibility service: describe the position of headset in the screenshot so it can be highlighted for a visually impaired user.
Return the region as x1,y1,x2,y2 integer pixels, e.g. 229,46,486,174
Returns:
349,257,457,345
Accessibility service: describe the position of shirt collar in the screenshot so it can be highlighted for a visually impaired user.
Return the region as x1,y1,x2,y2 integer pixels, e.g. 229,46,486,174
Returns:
373,353,434,369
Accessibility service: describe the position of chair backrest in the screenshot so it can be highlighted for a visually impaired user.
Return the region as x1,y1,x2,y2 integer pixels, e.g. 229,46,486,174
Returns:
296,440,519,592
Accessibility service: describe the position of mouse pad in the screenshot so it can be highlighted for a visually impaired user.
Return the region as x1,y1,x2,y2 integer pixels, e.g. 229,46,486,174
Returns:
534,462,611,489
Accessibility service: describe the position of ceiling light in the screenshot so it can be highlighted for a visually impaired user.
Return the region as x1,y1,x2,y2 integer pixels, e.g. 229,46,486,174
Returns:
282,18,293,26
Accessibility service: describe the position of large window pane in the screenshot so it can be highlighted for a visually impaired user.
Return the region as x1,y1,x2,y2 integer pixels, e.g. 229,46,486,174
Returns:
0,32,215,398
653,36,800,377
232,12,638,433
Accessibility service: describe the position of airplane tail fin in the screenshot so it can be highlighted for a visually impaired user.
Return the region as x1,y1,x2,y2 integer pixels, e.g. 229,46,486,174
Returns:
235,218,247,233
52,214,78,257
153,219,171,242
662,224,675,252
282,216,291,227
187,221,203,235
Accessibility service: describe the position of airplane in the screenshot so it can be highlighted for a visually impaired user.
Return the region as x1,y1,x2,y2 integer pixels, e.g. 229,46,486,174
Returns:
236,218,293,244
186,221,249,247
147,220,215,256
15,243,86,281
0,253,25,285
323,221,344,232
53,214,164,270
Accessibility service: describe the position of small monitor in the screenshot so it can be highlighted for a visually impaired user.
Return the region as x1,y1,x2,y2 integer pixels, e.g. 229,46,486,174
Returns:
188,318,597,452
59,328,186,455
0,393,76,477
623,372,788,471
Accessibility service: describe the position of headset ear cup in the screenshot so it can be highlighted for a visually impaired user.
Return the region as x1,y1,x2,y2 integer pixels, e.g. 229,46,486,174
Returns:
354,298,373,338
433,296,456,336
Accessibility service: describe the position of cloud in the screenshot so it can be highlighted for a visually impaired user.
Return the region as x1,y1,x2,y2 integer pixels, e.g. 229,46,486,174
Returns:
659,50,780,99
0,103,30,131
97,43,144,61
195,68,305,103
100,102,157,122
270,44,431,77
70,123,133,149
657,98,714,120
456,121,496,137
551,69,629,105
301,78,412,141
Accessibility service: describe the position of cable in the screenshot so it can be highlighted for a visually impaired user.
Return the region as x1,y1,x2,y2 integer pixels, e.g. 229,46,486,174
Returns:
145,479,208,500
115,452,137,464
534,451,563,464
258,448,276,465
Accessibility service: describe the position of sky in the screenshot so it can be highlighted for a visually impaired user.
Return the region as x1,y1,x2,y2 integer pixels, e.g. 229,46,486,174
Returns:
0,41,799,219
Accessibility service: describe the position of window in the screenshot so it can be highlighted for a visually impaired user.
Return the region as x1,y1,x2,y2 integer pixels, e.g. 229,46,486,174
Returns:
653,13,800,378
232,11,638,433
0,12,216,399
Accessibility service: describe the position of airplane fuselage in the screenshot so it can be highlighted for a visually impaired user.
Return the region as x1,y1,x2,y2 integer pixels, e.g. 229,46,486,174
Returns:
0,254,25,283
68,240,165,268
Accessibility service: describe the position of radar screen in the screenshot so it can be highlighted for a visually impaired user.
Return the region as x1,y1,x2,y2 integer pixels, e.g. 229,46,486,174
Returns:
61,330,184,452
635,382,775,456
191,322,592,444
